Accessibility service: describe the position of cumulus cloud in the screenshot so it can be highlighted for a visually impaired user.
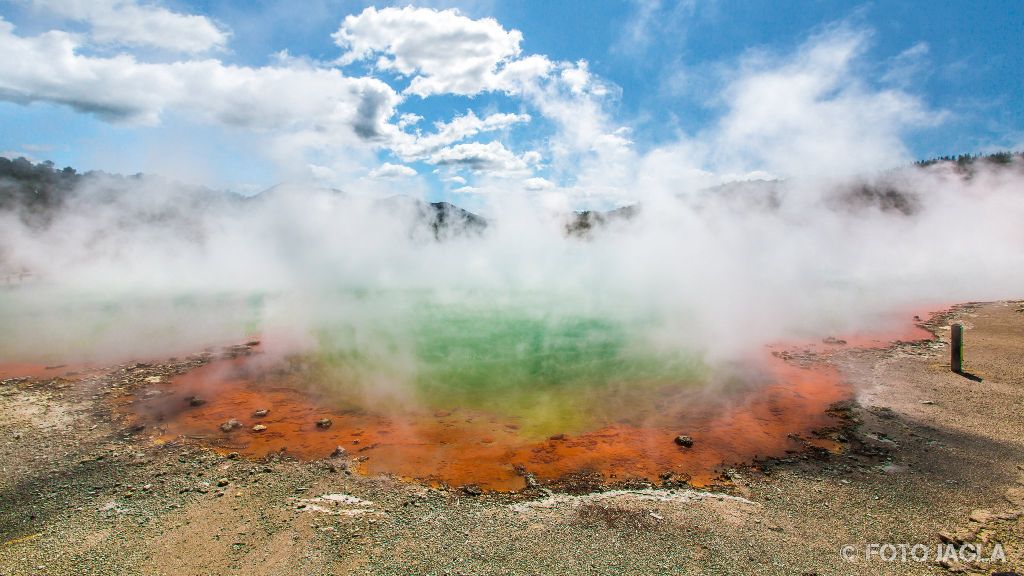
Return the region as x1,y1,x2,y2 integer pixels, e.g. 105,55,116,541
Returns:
0,17,399,134
389,110,531,161
522,177,554,191
368,162,417,178
397,112,423,128
333,6,548,97
30,0,229,53
428,141,533,174
0,6,952,203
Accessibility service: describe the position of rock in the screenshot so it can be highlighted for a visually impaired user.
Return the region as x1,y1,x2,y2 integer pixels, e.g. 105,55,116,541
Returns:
1005,486,1024,506
822,336,847,345
219,419,242,432
315,418,332,429
226,452,240,460
217,478,229,487
253,409,268,418
186,396,205,407
463,484,483,496
969,509,993,524
252,424,267,432
674,435,694,448
938,559,965,573
920,400,935,405
144,376,162,384
330,446,347,458
938,530,975,545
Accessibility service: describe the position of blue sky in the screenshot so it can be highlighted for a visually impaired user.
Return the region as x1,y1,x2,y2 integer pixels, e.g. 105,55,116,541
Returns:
0,1,1020,206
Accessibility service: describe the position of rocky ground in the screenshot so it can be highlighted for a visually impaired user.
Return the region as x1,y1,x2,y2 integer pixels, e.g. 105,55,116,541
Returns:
1,301,1022,575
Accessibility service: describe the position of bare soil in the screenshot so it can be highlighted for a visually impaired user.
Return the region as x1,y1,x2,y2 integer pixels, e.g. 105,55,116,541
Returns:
1,301,1022,575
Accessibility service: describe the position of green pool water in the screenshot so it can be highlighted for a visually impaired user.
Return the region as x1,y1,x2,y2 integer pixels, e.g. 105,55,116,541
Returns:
0,286,708,436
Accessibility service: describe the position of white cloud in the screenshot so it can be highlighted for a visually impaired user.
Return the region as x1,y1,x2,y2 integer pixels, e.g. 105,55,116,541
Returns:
522,177,553,191
713,26,942,178
452,185,480,194
0,18,400,135
397,112,422,128
428,141,533,175
882,42,930,86
306,163,337,180
613,0,698,57
368,162,417,178
389,109,530,160
333,6,548,97
30,0,229,53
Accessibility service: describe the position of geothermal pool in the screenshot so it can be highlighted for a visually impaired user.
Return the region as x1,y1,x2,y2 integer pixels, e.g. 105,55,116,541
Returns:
0,286,937,490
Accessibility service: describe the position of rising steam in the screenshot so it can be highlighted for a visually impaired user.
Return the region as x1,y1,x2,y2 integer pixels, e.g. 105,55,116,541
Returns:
2,158,1022,370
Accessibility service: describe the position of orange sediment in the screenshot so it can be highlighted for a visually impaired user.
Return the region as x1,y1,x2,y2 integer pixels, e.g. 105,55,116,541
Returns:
123,348,853,491
0,362,95,381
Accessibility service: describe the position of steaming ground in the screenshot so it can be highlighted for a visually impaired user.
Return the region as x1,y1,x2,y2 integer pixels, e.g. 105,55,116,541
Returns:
1,157,1024,572
1,301,1021,575
2,157,1023,368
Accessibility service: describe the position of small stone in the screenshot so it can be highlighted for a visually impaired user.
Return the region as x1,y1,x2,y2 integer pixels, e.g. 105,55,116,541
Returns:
144,376,162,383
938,530,971,545
938,559,965,573
219,419,242,432
1005,486,1024,505
920,400,935,405
253,409,268,418
142,484,152,492
674,435,694,448
217,478,229,487
187,396,205,407
226,452,240,460
252,424,267,432
463,484,483,496
315,418,332,429
330,446,347,458
969,509,993,524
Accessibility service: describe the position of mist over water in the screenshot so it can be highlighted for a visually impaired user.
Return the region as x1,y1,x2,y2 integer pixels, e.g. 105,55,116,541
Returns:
2,158,1024,366
1,160,1023,438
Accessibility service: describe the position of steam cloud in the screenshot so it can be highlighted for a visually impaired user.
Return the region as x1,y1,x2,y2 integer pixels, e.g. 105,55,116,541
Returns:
1,160,1022,373
1,6,1023,423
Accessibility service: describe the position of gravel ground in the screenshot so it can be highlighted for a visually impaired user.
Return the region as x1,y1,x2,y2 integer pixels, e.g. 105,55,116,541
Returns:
1,301,1021,575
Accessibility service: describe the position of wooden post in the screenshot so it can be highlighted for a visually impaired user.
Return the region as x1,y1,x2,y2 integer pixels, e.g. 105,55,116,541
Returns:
951,323,963,373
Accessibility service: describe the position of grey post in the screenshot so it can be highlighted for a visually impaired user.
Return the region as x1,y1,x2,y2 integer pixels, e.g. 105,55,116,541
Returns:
951,323,963,373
